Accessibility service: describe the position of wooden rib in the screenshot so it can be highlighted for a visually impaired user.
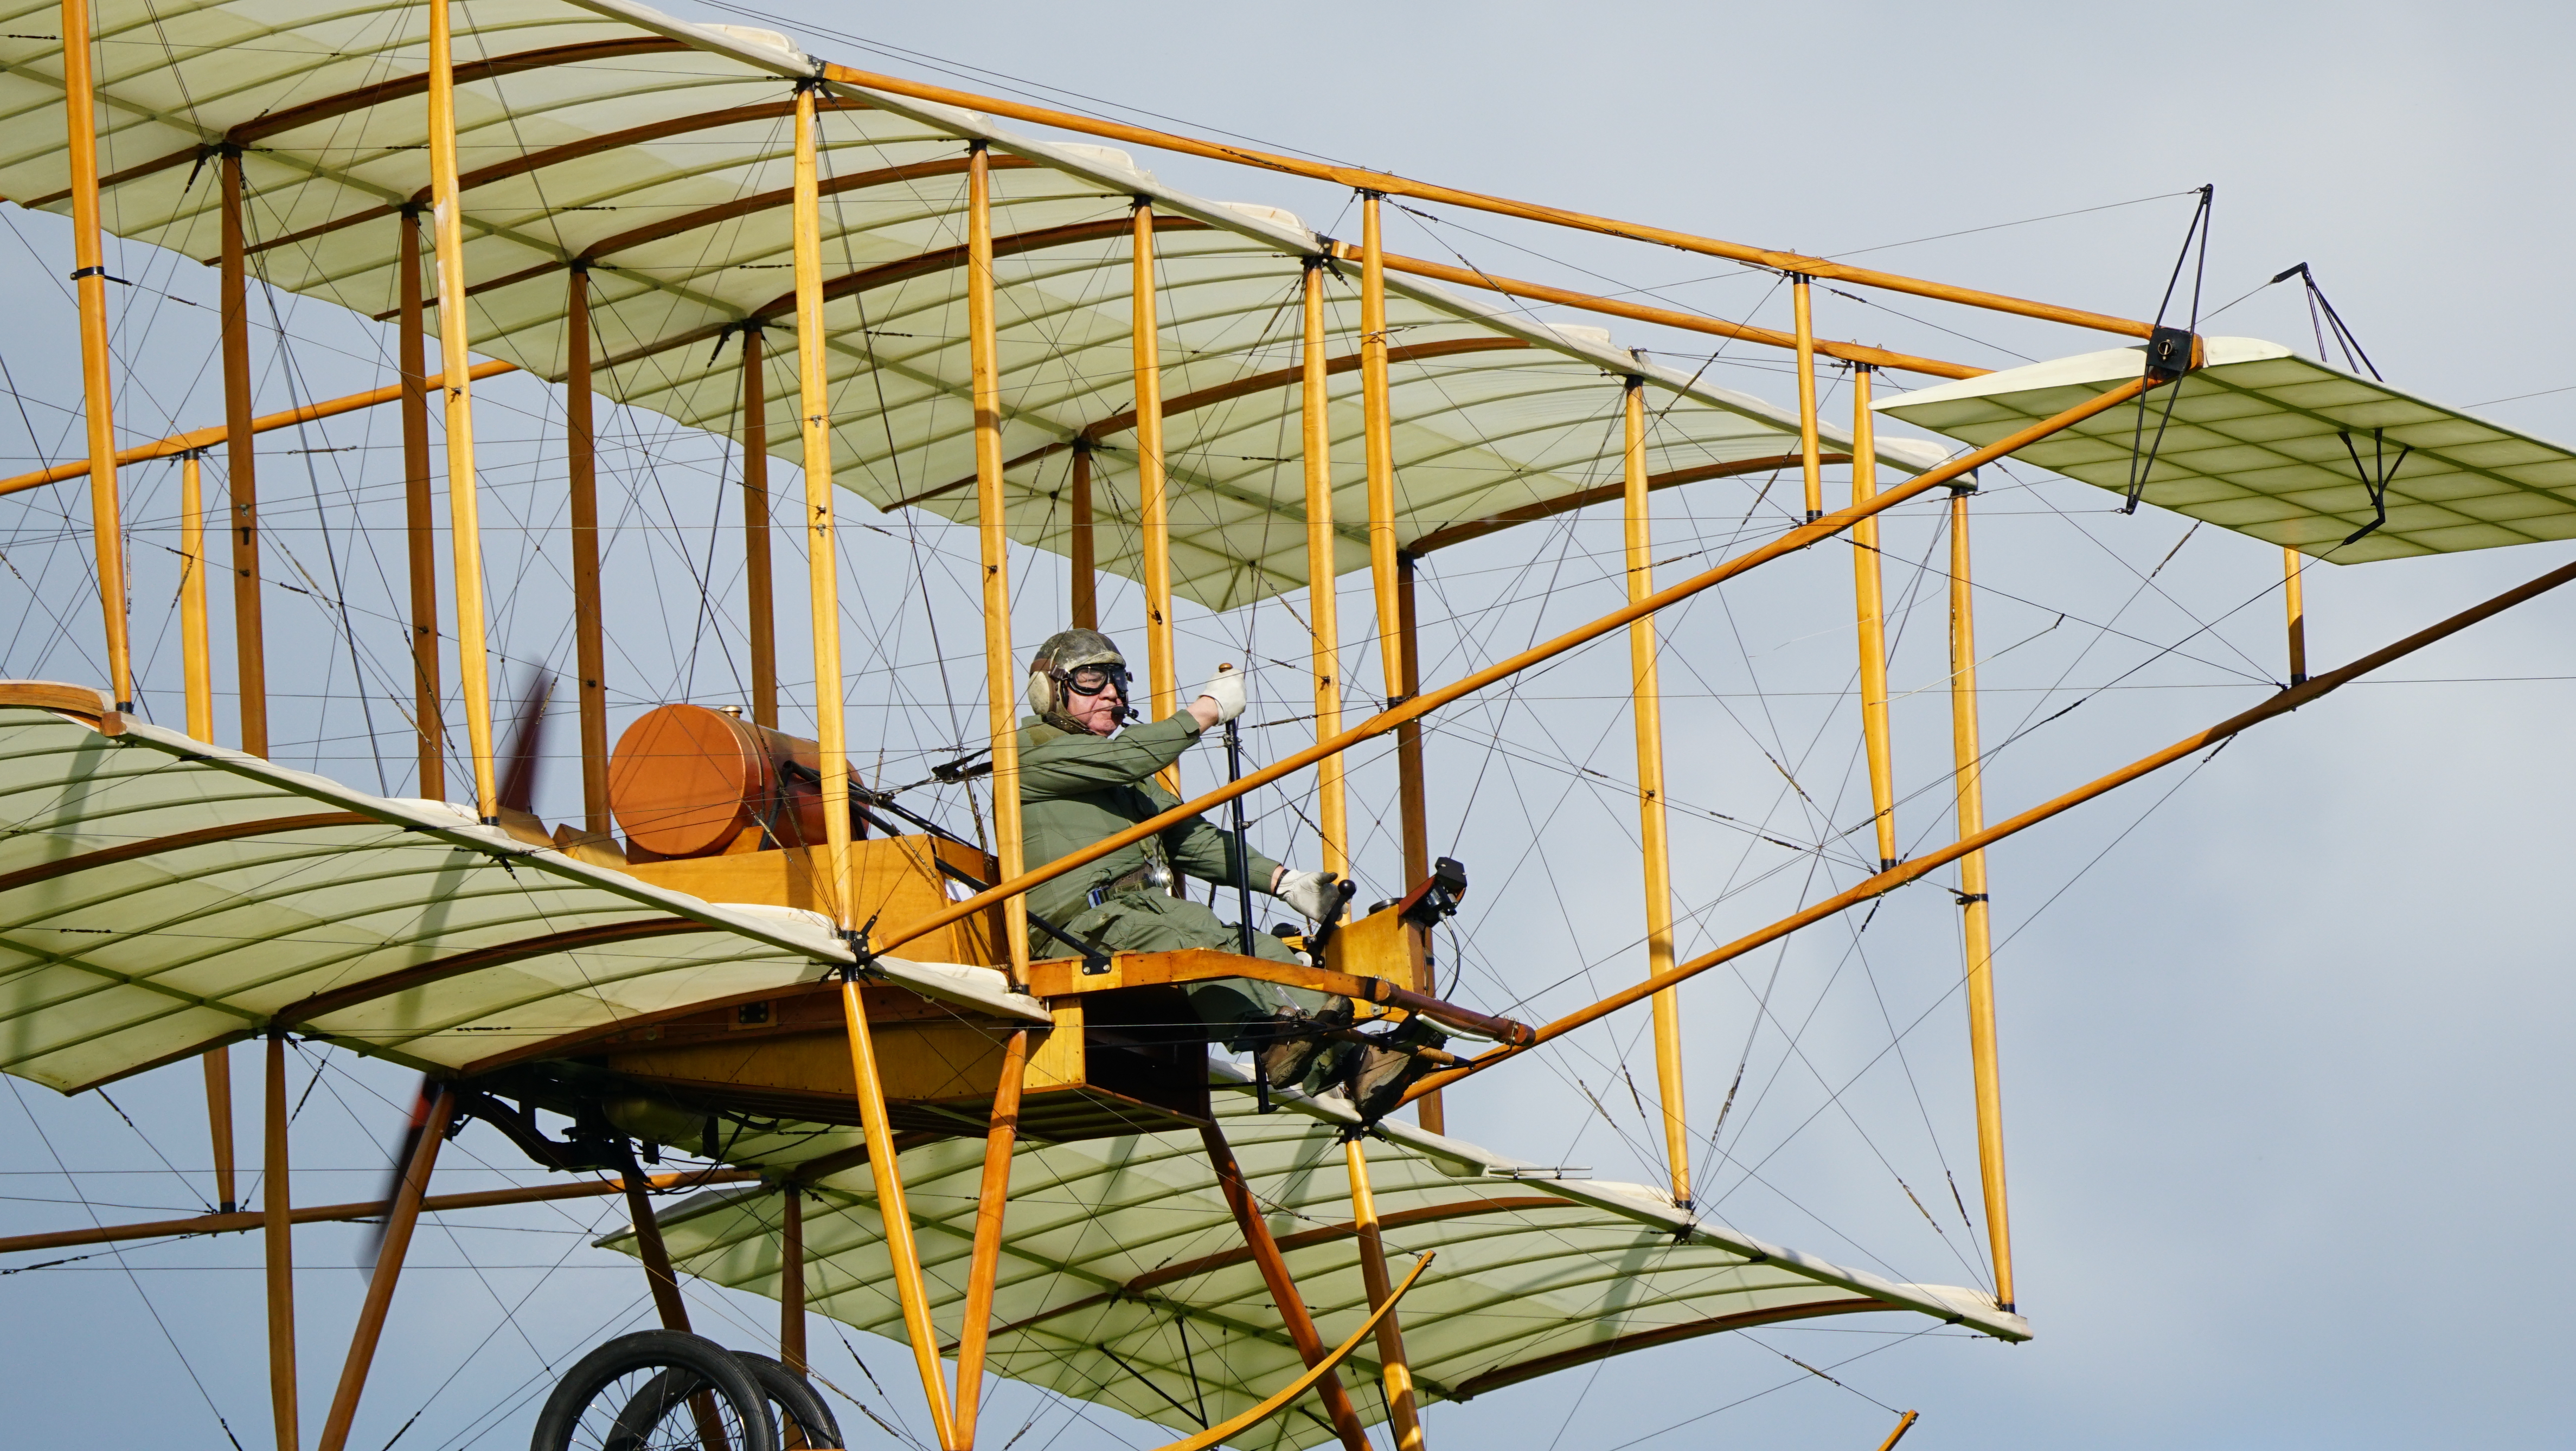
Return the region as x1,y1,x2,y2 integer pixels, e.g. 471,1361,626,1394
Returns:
596,214,1204,371
0,812,372,897
888,336,1529,510
1447,1299,1887,1400
384,155,1041,320
271,917,711,1026
1405,453,1849,556
0,361,518,500
0,1169,762,1257
231,98,873,263
1327,242,1988,381
24,38,690,208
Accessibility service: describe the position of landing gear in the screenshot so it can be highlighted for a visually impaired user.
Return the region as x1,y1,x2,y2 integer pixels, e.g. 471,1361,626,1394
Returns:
530,1328,841,1451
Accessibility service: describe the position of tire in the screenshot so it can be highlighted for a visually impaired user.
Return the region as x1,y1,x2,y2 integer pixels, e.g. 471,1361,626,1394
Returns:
732,1353,844,1450
529,1328,777,1451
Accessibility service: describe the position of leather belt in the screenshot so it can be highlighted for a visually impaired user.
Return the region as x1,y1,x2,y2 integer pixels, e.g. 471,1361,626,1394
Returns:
1086,859,1174,908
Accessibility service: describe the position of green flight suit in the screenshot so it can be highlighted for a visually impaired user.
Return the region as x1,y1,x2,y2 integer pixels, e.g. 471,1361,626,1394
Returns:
1017,711,1325,1046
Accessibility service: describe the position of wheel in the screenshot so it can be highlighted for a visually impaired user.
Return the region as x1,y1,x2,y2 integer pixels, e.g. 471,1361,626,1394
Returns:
732,1353,843,1450
529,1328,777,1451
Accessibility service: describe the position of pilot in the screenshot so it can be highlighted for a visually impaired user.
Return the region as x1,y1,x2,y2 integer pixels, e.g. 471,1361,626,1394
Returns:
1016,627,1441,1118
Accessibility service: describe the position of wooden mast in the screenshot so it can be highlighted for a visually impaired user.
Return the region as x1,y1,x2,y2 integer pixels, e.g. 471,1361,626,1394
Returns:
1624,378,1689,1206
219,149,267,747
1344,1138,1424,1451
261,1030,297,1451
741,325,778,728
1302,260,1347,878
398,213,441,797
1949,479,2015,1310
1851,365,1898,869
426,0,498,822
1132,200,1178,792
565,269,609,836
1792,274,1822,523
61,0,132,710
182,452,237,1214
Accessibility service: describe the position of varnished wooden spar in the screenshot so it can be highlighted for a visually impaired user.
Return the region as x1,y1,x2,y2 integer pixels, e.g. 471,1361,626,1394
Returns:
1201,1125,1372,1451
1344,1138,1424,1451
951,1028,1029,1449
220,149,267,751
778,1181,805,1372
60,0,131,711
823,59,2150,339
965,143,1031,979
1132,201,1181,796
1949,483,2013,1309
1360,196,1406,727
398,213,444,798
1302,261,1348,879
742,325,779,728
427,0,498,822
1852,365,1898,870
566,269,610,837
839,978,957,1448
262,1031,298,1451
1069,441,1097,630
2284,547,2309,685
181,452,239,1216
863,377,2160,962
790,83,855,933
315,1086,452,1451
1793,275,1822,522
0,358,518,500
0,1170,762,1258
1622,379,1688,1206
1414,517,2576,1103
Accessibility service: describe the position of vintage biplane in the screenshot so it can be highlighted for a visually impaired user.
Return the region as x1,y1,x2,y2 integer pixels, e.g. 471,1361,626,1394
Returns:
8,2,2576,1449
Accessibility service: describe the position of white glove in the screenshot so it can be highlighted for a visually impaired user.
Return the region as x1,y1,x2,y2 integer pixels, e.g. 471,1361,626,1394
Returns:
1273,868,1342,922
1194,666,1247,726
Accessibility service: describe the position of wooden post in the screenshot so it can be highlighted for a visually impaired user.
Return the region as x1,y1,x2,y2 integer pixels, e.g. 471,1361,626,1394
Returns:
397,211,440,798
1199,1125,1372,1451
1399,554,1440,1133
1344,1138,1423,1451
778,1182,805,1372
790,85,854,928
1850,365,1897,870
426,0,498,822
313,1086,451,1451
840,980,958,1449
262,1031,298,1451
1068,441,1097,632
61,0,132,710
2283,547,2308,685
1360,194,1406,723
1792,274,1822,523
221,149,267,752
952,1028,1029,1450
741,325,778,729
565,269,609,836
1132,201,1179,793
624,1173,692,1330
1948,480,2014,1311
179,453,215,739
1302,260,1348,878
1623,379,1689,1208
185,456,235,1214
966,141,1030,979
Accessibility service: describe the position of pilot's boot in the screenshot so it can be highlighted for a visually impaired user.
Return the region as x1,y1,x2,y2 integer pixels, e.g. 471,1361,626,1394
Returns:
1345,1016,1450,1123
1253,999,1354,1089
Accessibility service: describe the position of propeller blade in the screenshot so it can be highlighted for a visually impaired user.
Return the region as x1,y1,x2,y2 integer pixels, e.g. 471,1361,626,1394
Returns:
495,671,555,818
